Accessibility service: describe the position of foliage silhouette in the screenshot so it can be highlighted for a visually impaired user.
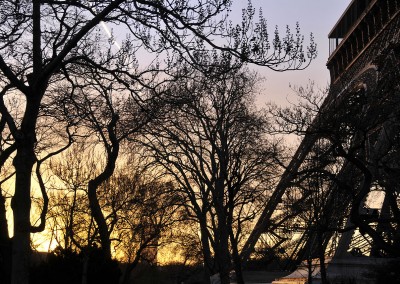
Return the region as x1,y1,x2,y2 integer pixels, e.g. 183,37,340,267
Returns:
30,246,120,284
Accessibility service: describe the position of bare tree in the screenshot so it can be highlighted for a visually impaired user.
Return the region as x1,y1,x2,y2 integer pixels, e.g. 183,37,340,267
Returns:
141,60,281,284
111,171,183,284
45,143,97,251
61,70,154,260
45,144,183,283
0,1,316,283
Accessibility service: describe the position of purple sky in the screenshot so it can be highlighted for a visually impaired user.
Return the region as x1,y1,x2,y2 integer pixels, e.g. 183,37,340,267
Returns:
232,0,351,106
106,1,351,106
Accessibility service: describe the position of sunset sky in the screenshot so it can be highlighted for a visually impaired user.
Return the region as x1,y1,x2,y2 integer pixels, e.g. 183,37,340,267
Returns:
10,0,354,254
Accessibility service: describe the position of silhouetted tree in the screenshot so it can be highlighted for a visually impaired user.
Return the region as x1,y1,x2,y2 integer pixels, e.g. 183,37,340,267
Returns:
112,170,183,284
47,146,182,283
141,60,282,284
29,246,120,284
0,1,316,283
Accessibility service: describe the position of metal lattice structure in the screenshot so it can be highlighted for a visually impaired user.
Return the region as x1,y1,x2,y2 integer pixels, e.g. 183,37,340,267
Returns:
242,0,400,265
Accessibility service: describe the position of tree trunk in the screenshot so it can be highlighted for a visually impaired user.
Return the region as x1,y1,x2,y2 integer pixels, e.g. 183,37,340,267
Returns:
88,181,111,260
87,115,119,261
10,79,43,284
0,193,11,284
227,169,244,284
214,180,230,284
9,1,44,281
232,256,244,284
11,144,36,284
0,192,9,246
229,232,244,284
65,188,78,250
199,219,213,284
81,254,89,284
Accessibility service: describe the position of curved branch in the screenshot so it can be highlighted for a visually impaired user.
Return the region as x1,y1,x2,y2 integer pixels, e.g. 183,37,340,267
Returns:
30,126,74,233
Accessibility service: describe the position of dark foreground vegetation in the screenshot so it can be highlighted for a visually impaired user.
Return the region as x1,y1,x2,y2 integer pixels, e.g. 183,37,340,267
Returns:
28,247,292,284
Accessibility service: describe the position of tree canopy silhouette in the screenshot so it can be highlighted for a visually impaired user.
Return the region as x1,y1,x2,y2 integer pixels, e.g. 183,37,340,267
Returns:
0,1,316,283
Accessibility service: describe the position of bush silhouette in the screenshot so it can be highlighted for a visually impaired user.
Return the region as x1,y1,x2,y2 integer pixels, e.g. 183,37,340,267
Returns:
30,246,121,284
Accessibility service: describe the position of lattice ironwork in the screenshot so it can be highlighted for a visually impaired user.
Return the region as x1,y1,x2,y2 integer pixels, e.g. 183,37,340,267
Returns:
241,0,400,264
